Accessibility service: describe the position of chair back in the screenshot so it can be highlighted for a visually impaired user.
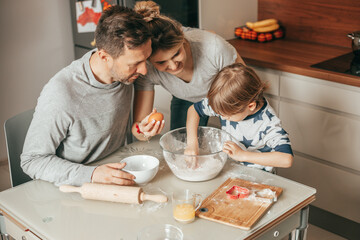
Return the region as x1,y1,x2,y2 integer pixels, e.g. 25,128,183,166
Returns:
4,109,34,187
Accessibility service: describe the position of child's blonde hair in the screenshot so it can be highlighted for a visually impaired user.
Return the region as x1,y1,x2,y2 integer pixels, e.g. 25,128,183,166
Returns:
208,63,268,116
134,1,184,54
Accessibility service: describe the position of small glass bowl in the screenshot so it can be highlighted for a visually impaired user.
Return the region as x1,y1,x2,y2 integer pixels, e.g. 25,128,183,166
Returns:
137,224,183,240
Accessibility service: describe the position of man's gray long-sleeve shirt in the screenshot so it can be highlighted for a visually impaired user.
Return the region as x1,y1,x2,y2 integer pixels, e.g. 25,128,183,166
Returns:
21,50,132,186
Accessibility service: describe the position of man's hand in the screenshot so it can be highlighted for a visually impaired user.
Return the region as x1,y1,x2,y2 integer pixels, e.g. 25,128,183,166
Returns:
137,109,165,140
91,162,135,185
223,141,246,162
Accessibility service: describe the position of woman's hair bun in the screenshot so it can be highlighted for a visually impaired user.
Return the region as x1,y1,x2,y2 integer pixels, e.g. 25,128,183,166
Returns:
134,1,160,22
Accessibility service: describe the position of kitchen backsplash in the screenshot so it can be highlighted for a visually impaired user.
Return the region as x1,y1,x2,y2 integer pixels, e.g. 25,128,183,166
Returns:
258,0,360,48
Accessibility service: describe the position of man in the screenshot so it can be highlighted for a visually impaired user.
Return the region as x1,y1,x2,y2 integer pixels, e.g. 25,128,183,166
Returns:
21,6,152,186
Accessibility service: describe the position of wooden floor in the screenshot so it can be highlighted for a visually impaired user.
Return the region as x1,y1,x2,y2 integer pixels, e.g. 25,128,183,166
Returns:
0,161,347,239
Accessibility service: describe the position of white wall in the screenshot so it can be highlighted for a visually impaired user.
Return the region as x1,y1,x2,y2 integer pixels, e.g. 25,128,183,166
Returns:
0,0,74,161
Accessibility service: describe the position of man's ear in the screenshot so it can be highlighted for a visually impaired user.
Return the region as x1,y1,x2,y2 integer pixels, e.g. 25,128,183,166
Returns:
98,49,113,64
248,101,257,111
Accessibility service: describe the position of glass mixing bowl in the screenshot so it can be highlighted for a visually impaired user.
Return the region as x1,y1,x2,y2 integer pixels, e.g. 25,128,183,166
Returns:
159,127,235,181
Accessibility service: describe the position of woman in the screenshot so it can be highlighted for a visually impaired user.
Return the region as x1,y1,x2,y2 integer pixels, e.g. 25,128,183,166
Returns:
131,1,245,141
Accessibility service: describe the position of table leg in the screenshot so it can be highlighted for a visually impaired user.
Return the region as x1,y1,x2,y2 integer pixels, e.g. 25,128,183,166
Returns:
0,212,5,235
0,213,12,240
288,206,309,240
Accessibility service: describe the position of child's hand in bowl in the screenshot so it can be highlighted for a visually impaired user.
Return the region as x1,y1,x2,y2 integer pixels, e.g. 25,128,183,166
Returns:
184,145,199,169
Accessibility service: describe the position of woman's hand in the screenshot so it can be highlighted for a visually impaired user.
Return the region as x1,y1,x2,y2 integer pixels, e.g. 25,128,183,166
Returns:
223,141,246,162
137,109,165,140
91,162,135,185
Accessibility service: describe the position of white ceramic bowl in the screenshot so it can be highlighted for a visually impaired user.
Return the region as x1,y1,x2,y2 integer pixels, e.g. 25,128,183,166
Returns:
120,155,159,185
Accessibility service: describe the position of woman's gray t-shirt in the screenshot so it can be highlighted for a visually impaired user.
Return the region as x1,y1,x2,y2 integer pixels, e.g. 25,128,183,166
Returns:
134,28,237,102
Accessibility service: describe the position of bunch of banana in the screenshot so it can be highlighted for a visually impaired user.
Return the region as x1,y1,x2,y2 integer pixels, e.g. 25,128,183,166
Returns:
246,19,279,33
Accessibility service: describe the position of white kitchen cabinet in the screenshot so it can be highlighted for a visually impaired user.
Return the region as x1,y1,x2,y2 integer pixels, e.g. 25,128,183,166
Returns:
280,73,360,117
279,100,360,172
3,214,40,240
252,66,281,114
278,154,360,223
266,97,279,115
257,211,301,240
252,66,281,97
275,71,360,223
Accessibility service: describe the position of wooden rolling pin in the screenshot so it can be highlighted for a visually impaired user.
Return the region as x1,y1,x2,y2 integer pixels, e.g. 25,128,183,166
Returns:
59,183,168,204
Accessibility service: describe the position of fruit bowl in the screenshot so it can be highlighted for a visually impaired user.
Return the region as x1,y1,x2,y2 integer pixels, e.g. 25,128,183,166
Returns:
159,127,235,181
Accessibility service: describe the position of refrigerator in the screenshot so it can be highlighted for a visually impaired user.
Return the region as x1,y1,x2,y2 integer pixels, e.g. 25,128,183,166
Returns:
70,0,132,59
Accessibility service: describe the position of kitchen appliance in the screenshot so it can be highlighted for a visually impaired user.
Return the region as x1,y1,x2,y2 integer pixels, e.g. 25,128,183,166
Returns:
311,31,360,77
311,52,360,77
59,183,168,204
347,31,360,56
70,0,132,59
150,0,198,28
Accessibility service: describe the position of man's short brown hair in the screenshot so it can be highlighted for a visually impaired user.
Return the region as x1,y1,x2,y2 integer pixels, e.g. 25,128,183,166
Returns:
208,63,268,116
95,5,151,58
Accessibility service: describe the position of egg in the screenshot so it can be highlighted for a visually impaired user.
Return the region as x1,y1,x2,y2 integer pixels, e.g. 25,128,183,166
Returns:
148,112,164,123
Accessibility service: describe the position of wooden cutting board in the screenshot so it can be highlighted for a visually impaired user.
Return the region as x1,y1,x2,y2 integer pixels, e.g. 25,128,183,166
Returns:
195,177,283,230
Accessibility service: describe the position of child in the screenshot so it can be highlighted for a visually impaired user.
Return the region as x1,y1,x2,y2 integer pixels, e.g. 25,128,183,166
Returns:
186,63,293,173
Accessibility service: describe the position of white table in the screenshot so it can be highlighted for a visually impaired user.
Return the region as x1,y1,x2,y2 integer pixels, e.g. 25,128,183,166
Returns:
0,137,316,240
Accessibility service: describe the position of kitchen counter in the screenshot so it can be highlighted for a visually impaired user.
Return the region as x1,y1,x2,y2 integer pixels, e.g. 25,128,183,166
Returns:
228,38,360,87
0,137,316,240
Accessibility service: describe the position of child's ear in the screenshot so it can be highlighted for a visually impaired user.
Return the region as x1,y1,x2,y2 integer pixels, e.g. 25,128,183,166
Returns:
248,101,257,111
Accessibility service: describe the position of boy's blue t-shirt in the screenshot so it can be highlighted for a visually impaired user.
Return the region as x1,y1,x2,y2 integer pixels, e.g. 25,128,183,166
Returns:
194,98,293,172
